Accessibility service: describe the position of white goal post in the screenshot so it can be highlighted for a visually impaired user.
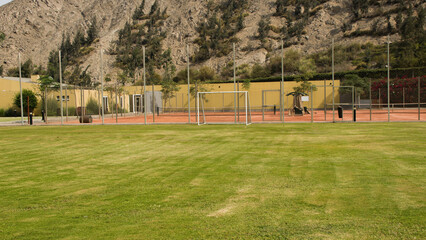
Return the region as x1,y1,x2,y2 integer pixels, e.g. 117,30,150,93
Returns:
197,91,252,125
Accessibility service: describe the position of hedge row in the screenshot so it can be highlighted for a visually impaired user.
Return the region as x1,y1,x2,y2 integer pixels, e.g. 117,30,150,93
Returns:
209,67,426,84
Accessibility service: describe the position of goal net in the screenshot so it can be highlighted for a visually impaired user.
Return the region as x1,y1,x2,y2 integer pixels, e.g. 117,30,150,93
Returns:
197,91,252,125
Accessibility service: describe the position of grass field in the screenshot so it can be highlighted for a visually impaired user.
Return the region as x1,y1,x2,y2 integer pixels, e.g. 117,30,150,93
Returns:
0,123,425,239
0,117,42,123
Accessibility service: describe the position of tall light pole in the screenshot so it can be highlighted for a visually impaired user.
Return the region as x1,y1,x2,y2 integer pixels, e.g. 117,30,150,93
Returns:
187,44,191,123
281,39,285,123
233,43,237,124
387,36,390,122
332,38,335,123
59,51,64,125
143,46,147,124
100,49,105,125
18,53,24,125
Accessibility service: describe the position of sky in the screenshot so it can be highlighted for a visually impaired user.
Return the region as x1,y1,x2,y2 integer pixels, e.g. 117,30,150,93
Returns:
0,0,12,7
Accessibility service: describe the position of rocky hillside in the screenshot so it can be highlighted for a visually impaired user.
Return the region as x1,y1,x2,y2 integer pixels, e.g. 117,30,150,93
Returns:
0,0,424,78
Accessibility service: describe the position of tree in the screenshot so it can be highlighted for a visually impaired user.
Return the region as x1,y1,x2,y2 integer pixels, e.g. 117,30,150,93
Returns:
284,49,301,73
257,18,271,40
14,89,38,113
197,66,216,82
37,75,58,114
7,59,34,78
236,14,245,31
149,0,159,15
341,74,369,97
21,59,34,78
0,65,3,76
38,75,58,92
274,0,288,16
161,69,180,108
294,4,302,18
293,58,317,95
86,17,99,44
133,0,146,20
251,64,270,79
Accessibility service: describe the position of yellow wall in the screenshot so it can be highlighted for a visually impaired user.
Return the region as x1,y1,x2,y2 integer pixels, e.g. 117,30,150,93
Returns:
0,78,36,109
124,80,341,111
1,77,340,112
0,77,131,113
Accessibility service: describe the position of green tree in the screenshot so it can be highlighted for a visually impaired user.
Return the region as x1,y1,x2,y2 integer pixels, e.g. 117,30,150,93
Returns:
133,0,146,20
293,58,317,95
341,74,369,97
86,17,99,44
197,66,216,82
161,68,180,108
251,64,270,79
0,31,5,42
257,18,271,40
37,75,58,114
21,59,34,77
284,49,301,73
14,89,38,113
274,0,288,16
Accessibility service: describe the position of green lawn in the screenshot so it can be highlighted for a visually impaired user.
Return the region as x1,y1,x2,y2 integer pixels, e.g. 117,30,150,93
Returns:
0,123,425,239
0,117,41,123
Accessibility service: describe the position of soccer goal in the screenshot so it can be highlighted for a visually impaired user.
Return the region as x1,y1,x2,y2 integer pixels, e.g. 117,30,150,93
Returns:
197,91,252,125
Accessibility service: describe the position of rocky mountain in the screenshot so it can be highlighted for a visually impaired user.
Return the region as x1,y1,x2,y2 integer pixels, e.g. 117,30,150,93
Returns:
0,0,424,78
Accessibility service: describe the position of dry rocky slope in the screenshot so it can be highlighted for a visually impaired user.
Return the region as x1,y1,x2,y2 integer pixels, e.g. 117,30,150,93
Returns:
0,0,421,76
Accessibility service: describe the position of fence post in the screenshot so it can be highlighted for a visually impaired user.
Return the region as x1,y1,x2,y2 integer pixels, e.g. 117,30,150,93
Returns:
352,86,355,123
311,86,314,123
419,77,421,121
152,84,155,123
324,80,327,121
262,90,265,121
369,79,372,121
403,87,405,109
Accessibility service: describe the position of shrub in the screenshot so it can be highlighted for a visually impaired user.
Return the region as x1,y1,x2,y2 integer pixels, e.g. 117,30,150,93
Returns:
251,64,270,79
45,97,59,116
0,108,4,117
5,107,17,117
65,107,77,116
86,98,100,115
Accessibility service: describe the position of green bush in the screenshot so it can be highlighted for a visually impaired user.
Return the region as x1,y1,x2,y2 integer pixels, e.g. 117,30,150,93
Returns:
86,98,100,115
44,98,59,116
0,108,4,117
65,107,77,116
5,107,17,117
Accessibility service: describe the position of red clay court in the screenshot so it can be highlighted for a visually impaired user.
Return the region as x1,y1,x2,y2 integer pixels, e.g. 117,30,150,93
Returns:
45,108,426,125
